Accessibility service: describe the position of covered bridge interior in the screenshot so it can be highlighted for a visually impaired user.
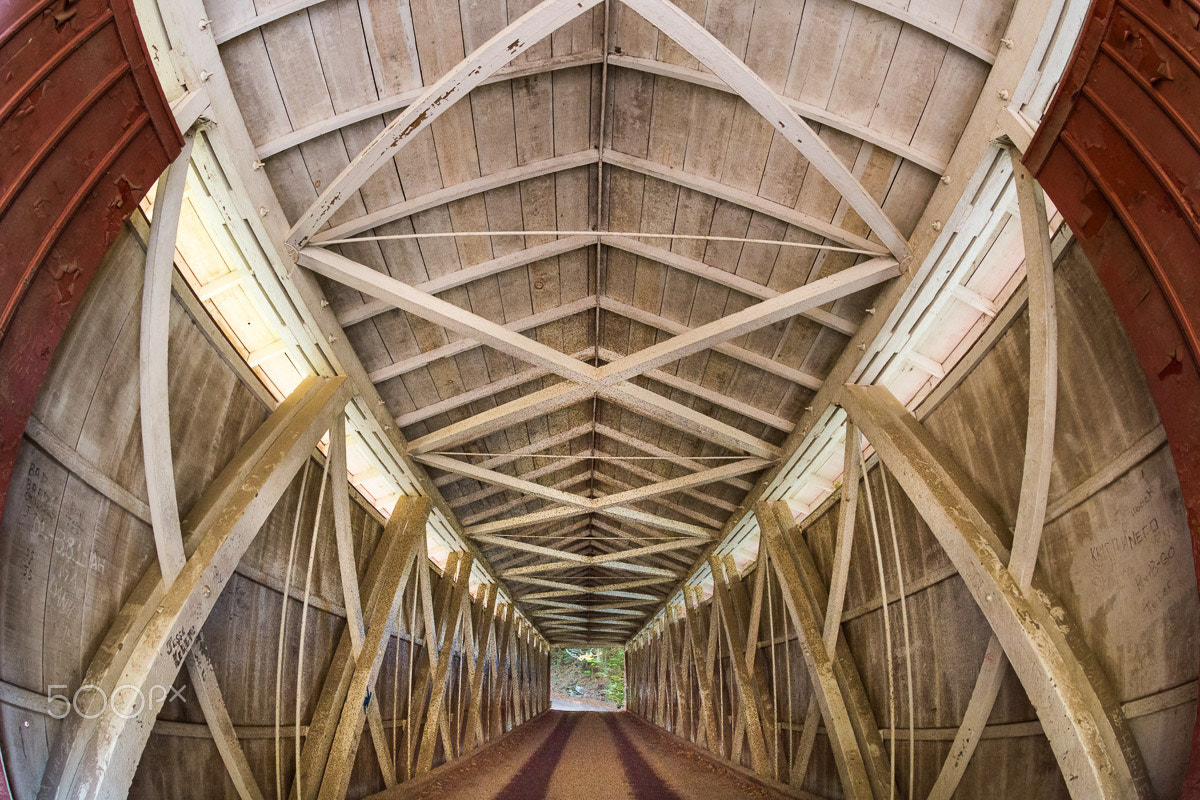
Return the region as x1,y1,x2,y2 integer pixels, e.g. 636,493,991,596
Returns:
2,0,1200,797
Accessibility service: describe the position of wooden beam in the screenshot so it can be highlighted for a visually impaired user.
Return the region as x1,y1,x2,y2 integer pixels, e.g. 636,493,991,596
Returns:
927,152,1060,800
756,502,879,800
299,247,594,382
316,498,431,800
595,258,899,387
681,587,721,750
600,234,857,335
597,297,824,390
141,137,193,579
410,551,470,777
594,425,752,492
370,298,593,384
51,376,351,799
840,385,1151,799
138,135,266,800
463,586,500,748
419,454,594,510
596,347,794,433
252,54,603,157
604,150,886,254
616,0,910,259
708,558,770,774
287,0,604,244
468,505,589,536
311,151,599,243
434,423,593,487
790,423,864,788
340,236,595,328
593,458,770,509
604,56,949,173
601,383,781,458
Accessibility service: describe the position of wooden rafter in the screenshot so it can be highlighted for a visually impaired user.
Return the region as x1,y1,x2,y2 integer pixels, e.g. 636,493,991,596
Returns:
286,0,606,245
616,0,910,258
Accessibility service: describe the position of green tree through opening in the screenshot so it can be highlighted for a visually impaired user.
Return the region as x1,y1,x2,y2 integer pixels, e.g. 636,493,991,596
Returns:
550,648,625,708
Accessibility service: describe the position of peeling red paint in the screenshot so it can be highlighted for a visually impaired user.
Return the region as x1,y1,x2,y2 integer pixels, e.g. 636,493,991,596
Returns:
1025,0,1200,791
0,0,182,523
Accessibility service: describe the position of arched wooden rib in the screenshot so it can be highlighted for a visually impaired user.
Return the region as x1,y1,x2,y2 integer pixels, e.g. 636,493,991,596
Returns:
841,384,1151,800
926,146,1062,800
137,136,267,800
54,375,351,800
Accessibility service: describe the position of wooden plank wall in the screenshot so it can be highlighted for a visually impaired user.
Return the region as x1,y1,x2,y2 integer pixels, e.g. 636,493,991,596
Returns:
627,238,1199,799
0,223,548,798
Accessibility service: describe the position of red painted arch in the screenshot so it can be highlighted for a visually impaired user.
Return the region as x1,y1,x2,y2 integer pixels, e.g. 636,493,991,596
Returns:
1024,0,1200,791
0,0,182,521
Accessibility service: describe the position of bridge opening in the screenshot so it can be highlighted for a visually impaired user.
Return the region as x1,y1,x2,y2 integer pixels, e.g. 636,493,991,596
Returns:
550,648,626,711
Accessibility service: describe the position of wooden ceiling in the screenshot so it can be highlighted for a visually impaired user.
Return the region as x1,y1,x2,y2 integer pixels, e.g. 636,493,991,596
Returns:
208,0,1015,645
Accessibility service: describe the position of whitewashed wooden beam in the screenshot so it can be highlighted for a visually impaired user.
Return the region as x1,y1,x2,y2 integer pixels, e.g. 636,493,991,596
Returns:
418,454,595,510
311,151,599,243
137,136,267,800
601,234,857,335
605,56,948,173
595,505,715,539
597,297,824,389
596,257,899,387
596,347,794,433
601,383,781,458
434,423,594,487
370,297,593,385
169,88,210,134
299,247,595,382
616,0,910,259
591,442,738,512
287,0,604,244
447,449,592,509
841,385,1151,799
468,505,589,536
756,502,879,800
54,376,352,800
927,152,1060,800
593,459,769,509
342,237,595,328
141,137,193,580
316,499,430,800
594,424,752,492
398,349,594,428
604,150,886,254
472,534,592,563
253,53,603,158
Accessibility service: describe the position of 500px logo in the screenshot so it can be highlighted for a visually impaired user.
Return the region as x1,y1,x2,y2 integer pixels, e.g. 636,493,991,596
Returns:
46,684,187,719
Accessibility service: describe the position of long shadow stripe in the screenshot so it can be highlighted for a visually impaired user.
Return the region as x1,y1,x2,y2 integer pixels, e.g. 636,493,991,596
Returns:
492,712,581,800
602,713,685,800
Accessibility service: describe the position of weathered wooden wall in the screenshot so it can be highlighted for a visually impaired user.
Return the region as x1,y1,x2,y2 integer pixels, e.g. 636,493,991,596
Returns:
0,221,549,799
627,238,1199,799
